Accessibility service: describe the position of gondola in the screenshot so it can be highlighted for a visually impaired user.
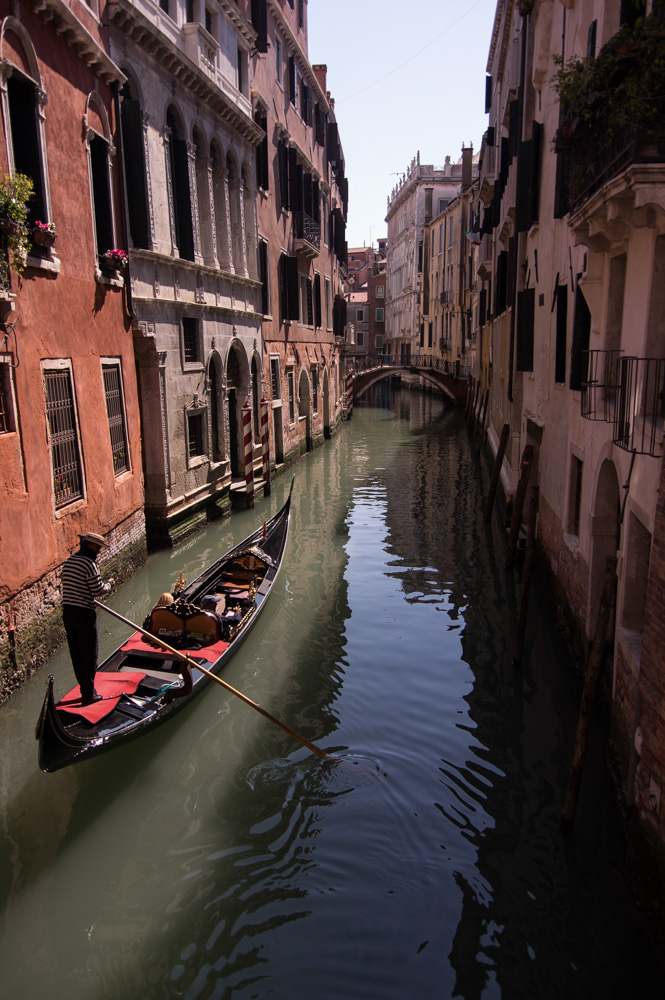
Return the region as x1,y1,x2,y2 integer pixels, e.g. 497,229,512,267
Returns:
36,480,294,773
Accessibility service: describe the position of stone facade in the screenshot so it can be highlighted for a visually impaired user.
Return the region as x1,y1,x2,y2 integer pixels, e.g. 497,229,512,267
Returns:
472,0,665,895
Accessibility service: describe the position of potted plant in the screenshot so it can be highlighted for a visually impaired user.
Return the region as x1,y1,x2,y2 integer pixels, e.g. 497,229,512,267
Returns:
0,172,34,282
33,220,56,247
100,247,128,273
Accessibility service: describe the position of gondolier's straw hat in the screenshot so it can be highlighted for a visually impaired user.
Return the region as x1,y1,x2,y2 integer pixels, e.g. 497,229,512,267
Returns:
79,532,108,548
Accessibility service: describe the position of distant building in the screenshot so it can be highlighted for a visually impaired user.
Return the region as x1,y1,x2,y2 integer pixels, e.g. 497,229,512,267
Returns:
385,149,477,361
344,289,370,361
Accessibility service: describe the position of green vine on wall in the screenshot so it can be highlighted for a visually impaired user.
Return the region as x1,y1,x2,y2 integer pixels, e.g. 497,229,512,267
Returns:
0,172,34,286
553,16,665,142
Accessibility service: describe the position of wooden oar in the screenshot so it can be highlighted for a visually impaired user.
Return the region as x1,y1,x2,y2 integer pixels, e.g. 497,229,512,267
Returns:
95,600,338,763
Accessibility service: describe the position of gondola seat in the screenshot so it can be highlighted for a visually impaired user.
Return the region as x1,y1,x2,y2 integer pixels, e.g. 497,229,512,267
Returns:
146,606,222,645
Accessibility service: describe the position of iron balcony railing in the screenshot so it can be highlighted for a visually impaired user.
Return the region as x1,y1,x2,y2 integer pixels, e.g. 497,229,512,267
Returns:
613,356,665,457
581,349,622,422
292,211,321,249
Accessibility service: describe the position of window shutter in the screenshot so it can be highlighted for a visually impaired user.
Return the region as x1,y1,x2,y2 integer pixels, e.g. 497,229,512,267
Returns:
120,97,150,249
250,0,268,53
516,138,534,233
288,146,298,212
486,125,495,146
327,121,338,165
516,287,535,371
555,283,568,383
485,74,492,113
286,256,299,321
306,276,314,326
587,19,597,58
530,121,543,226
570,281,591,390
479,287,487,327
306,86,313,127
314,273,322,328
289,56,296,105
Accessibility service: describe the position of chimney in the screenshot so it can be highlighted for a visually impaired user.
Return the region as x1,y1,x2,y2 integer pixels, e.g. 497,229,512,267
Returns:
424,187,433,224
462,144,473,192
313,64,327,95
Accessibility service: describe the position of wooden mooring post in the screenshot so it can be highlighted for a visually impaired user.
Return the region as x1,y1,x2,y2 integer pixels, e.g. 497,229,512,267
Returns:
505,445,534,570
484,423,511,522
561,556,618,828
475,389,489,452
512,485,539,667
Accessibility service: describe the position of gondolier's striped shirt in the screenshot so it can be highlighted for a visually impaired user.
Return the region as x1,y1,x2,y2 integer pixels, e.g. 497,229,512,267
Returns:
61,552,111,610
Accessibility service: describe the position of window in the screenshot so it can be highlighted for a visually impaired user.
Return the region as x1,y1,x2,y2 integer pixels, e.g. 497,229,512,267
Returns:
120,83,150,249
89,128,114,266
356,309,364,322
186,0,194,20
314,272,322,328
311,365,318,412
258,238,270,315
279,254,299,322
43,365,84,509
299,274,313,326
376,285,384,298
2,30,49,234
182,317,202,365
102,362,129,475
448,217,454,247
237,47,248,97
438,223,443,254
298,0,304,29
568,455,583,536
250,0,268,52
187,411,206,460
376,307,384,322
325,277,332,329
254,111,269,191
167,106,194,261
289,56,297,108
287,368,295,423
0,356,16,433
376,335,384,348
275,33,283,85
555,284,568,384
270,357,281,399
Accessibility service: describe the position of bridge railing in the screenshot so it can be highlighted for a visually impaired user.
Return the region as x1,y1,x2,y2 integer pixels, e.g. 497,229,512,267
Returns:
350,354,469,380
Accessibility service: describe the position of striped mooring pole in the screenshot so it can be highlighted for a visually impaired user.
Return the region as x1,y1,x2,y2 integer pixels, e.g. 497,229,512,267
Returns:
345,368,354,419
260,396,271,496
242,400,255,508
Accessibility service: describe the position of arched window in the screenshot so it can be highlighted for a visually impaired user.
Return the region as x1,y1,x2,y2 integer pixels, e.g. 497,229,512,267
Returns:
166,105,194,261
226,151,244,275
211,139,230,270
0,19,50,229
242,162,257,280
194,124,214,264
119,76,151,249
84,93,116,266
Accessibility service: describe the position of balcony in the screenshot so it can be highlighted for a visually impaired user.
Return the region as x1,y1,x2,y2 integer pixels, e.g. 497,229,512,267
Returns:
581,350,622,422
292,211,320,259
613,356,665,458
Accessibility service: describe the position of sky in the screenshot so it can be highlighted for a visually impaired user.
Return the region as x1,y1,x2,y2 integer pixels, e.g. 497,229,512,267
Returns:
306,0,497,249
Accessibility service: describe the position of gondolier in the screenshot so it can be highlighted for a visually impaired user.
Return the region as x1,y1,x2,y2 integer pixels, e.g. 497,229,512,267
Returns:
61,532,115,706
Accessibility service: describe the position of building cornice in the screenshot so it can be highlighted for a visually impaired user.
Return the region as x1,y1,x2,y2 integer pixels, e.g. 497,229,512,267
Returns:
32,0,125,84
107,0,263,144
267,0,330,113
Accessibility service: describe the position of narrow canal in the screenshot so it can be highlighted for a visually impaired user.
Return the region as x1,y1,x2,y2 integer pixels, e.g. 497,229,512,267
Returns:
1,386,663,999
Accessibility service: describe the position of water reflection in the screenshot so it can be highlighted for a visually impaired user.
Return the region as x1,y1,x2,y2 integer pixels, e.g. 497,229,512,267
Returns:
0,387,663,999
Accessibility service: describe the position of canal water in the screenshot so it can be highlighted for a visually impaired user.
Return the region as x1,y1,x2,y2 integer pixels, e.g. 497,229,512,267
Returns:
1,386,663,999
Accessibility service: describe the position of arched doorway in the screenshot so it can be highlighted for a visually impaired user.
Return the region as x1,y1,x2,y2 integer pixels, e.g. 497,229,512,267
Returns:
207,351,224,463
226,343,246,478
588,458,621,636
251,355,261,446
298,368,311,455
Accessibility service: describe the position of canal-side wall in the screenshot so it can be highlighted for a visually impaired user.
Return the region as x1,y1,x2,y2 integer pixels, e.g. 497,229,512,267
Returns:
0,510,146,705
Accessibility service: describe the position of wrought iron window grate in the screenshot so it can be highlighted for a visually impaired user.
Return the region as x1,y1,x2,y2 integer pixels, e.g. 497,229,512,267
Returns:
614,356,665,457
103,364,129,475
581,349,622,422
44,369,83,507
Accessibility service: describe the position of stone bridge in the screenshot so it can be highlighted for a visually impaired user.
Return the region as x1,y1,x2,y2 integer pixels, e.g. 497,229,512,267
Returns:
347,354,469,407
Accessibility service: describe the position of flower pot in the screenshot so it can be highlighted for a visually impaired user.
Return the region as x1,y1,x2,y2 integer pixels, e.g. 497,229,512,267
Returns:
33,228,55,247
